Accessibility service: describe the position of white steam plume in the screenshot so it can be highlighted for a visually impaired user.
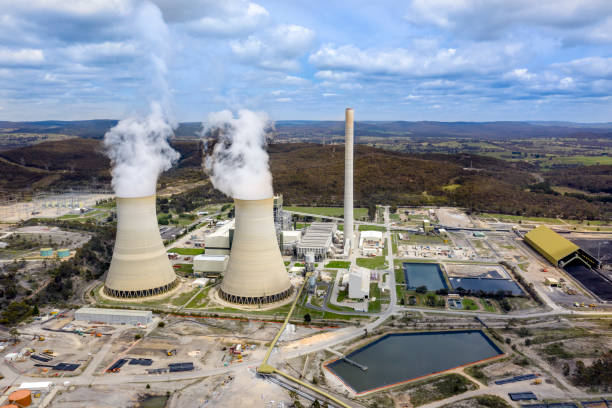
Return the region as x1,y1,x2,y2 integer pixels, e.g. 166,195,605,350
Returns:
203,110,274,200
104,0,179,198
104,102,179,197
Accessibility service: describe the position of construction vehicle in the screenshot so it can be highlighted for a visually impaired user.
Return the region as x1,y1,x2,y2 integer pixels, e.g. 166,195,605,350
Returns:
167,349,177,356
532,378,542,385
589,303,596,308
37,335,45,341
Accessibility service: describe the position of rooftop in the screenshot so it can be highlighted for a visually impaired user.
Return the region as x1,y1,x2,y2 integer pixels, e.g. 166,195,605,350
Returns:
524,225,579,265
76,307,152,317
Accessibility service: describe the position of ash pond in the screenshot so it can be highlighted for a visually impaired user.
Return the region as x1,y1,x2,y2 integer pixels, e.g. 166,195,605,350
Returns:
325,330,503,394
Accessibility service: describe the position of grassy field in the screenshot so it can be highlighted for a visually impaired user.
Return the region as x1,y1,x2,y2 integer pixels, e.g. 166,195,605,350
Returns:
185,286,212,308
285,206,368,219
463,298,478,310
368,282,382,313
173,263,193,276
397,233,444,245
480,298,497,313
167,248,204,255
359,225,386,232
325,261,351,269
356,256,387,269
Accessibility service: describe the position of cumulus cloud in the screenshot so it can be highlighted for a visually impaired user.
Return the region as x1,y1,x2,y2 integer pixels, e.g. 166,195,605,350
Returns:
405,0,612,42
231,24,315,71
309,43,504,77
176,1,269,37
553,57,612,78
0,48,45,66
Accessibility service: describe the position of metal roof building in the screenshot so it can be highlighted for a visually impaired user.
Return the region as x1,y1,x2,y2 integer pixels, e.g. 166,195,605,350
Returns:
75,307,152,325
297,222,336,260
524,226,580,266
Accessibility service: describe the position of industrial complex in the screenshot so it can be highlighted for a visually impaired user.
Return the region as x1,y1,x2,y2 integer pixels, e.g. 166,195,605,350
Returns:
1,108,611,408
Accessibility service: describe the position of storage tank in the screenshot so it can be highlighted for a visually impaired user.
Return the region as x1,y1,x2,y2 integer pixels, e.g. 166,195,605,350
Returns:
8,389,31,407
220,198,292,304
104,195,178,298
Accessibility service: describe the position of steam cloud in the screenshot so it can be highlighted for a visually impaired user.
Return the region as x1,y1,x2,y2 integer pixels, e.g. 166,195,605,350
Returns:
104,103,180,197
203,110,274,200
104,1,179,198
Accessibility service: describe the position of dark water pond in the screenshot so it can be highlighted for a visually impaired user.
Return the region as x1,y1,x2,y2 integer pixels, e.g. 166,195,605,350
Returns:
449,277,524,296
326,330,503,394
403,262,448,291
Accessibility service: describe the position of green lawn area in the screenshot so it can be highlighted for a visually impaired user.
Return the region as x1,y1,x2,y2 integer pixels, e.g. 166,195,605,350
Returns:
185,285,212,308
295,223,310,229
358,225,386,232
480,213,566,225
480,298,497,312
169,288,201,306
356,256,387,269
394,267,405,284
325,261,351,269
167,248,204,255
462,298,478,310
368,282,381,313
285,206,368,220
398,233,444,245
336,287,348,302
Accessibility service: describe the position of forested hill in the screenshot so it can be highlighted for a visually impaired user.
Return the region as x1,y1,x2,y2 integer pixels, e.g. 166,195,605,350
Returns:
0,138,607,220
2,119,612,142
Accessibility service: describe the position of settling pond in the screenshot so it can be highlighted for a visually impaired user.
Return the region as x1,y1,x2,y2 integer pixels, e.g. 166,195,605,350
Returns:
403,262,448,291
325,330,503,394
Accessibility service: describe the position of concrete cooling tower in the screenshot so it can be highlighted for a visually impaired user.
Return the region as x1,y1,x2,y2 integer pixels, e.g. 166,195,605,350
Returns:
104,195,178,298
220,198,292,305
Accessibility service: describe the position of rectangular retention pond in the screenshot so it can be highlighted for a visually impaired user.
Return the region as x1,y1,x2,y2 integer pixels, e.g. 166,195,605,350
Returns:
325,330,503,395
403,262,448,291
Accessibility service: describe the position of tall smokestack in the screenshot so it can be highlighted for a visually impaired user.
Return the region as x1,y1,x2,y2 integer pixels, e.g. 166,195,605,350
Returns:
220,198,292,305
344,108,354,252
104,195,178,298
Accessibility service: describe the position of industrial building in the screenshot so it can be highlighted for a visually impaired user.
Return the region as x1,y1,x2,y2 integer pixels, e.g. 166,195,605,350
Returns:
524,226,599,268
193,254,228,277
297,222,336,260
204,220,234,255
220,198,292,305
348,267,370,299
281,230,302,254
359,230,384,256
274,194,292,247
75,307,152,325
104,195,178,299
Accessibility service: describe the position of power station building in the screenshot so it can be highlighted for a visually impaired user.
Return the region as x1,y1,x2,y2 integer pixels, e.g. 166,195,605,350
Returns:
204,220,234,255
193,254,228,277
219,198,292,305
104,195,178,298
297,222,336,260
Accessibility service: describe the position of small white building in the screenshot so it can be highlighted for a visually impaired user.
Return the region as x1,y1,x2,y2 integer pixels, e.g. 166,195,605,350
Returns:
348,268,370,299
19,381,52,391
75,307,152,325
359,230,384,248
193,254,228,276
282,230,302,244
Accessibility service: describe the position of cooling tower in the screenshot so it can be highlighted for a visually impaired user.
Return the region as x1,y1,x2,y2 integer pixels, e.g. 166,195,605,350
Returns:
344,107,355,251
220,198,292,304
104,195,178,298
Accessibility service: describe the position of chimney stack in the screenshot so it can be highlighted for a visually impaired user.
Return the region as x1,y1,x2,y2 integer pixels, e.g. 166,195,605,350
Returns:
344,108,354,252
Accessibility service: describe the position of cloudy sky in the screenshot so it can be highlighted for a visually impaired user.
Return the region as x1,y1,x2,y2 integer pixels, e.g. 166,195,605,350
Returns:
1,0,611,121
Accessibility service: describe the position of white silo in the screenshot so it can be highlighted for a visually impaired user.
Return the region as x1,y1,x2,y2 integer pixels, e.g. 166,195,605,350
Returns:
220,198,292,304
104,195,178,298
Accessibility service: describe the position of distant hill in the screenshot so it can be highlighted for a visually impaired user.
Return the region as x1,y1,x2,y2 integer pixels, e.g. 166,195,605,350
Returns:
1,119,611,142
0,139,608,220
274,120,612,142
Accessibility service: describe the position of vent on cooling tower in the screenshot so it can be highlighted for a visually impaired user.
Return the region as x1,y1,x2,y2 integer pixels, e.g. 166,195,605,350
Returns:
104,195,178,298
220,198,292,304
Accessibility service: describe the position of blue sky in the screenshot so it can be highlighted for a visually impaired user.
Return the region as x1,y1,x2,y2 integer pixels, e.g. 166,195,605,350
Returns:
0,0,611,122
